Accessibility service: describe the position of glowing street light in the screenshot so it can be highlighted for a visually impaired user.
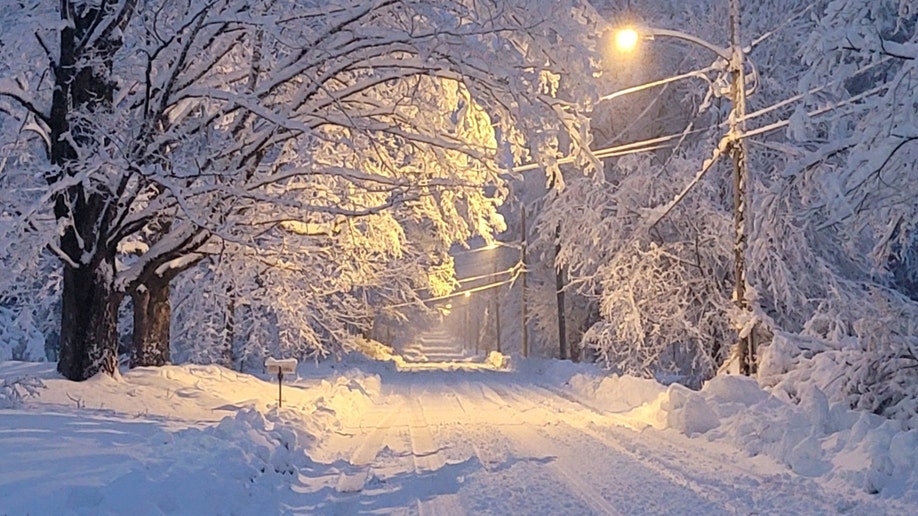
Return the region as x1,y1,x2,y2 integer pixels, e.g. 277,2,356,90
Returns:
614,27,640,52
611,26,732,61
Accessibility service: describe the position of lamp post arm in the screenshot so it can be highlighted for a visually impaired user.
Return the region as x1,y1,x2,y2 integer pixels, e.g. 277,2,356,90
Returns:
599,65,717,102
645,27,733,60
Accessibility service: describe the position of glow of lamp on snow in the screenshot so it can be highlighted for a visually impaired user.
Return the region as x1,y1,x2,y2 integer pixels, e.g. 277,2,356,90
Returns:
614,28,640,53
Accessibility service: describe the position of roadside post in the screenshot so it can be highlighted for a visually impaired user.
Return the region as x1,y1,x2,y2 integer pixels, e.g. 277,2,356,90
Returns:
265,357,298,407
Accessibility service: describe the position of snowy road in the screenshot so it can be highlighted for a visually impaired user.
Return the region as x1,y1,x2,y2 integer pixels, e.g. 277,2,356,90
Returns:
2,351,914,515
301,368,886,515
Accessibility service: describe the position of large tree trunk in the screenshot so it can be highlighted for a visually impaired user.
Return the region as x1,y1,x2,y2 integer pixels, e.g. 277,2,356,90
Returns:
130,278,172,368
51,2,127,380
57,257,120,380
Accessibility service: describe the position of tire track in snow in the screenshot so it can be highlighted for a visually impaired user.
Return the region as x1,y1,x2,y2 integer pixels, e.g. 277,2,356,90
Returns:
440,383,514,471
450,380,793,515
446,385,608,515
485,383,768,514
497,423,625,516
522,384,770,506
409,386,466,516
334,408,399,493
468,383,629,514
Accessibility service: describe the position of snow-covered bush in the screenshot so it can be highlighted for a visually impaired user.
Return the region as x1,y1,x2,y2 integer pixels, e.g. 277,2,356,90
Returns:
761,331,918,430
0,306,47,361
0,375,44,408
749,0,918,426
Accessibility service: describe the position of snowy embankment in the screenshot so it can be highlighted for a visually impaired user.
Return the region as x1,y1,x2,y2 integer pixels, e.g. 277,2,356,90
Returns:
0,361,382,515
535,360,918,502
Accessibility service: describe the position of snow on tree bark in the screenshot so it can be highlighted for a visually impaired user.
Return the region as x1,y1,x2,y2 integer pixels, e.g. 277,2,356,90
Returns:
58,258,120,380
130,279,171,368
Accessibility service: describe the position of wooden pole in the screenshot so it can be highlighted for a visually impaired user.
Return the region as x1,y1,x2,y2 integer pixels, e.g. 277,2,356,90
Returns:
555,225,567,361
729,0,755,375
521,206,529,358
277,371,283,408
493,258,502,353
496,292,502,353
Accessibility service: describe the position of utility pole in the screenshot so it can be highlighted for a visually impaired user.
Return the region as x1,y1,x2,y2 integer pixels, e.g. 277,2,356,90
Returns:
474,301,480,355
495,287,502,353
729,0,755,375
606,2,756,374
555,225,567,361
470,303,475,354
521,206,529,358
492,258,502,353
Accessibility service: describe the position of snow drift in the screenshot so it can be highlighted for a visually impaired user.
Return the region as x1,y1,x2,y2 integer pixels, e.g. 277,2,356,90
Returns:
560,365,918,501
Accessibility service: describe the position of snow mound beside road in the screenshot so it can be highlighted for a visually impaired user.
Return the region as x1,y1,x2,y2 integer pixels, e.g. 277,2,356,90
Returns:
0,361,381,515
562,367,918,501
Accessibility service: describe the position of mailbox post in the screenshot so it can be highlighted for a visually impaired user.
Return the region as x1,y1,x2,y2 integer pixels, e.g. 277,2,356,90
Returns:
265,357,298,407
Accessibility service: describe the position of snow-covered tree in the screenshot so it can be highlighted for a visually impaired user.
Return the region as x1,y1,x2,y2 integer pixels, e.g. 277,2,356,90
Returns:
753,0,918,424
524,0,815,382
0,0,603,379
172,215,460,368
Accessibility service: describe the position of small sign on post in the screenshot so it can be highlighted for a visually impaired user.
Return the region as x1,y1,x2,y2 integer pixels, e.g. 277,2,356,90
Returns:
265,357,297,408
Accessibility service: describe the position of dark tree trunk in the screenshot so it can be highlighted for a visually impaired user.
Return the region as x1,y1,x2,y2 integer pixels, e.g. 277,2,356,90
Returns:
51,2,128,380
57,257,120,380
130,278,172,368
222,294,237,369
555,227,568,361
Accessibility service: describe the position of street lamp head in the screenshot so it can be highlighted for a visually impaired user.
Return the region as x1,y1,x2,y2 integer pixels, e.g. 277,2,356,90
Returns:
614,27,640,53
463,292,471,298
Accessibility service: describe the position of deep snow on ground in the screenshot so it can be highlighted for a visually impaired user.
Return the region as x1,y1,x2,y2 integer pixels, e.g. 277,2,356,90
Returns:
0,339,916,515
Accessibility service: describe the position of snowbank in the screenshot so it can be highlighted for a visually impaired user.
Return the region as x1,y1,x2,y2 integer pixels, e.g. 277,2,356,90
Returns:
760,332,918,431
0,361,384,514
563,368,918,501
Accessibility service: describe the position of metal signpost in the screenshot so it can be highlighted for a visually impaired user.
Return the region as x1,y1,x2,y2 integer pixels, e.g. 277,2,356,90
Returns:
265,357,298,407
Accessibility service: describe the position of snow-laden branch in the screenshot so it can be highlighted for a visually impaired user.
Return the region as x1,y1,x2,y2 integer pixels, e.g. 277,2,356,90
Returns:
0,79,51,126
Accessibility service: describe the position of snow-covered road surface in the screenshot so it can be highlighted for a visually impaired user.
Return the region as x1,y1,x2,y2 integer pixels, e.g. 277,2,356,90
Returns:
304,369,899,515
1,354,915,515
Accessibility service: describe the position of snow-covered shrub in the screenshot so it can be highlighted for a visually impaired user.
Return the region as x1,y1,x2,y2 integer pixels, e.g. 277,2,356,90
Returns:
761,331,918,430
487,350,510,369
748,0,918,428
0,217,61,361
0,306,47,361
0,376,44,408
